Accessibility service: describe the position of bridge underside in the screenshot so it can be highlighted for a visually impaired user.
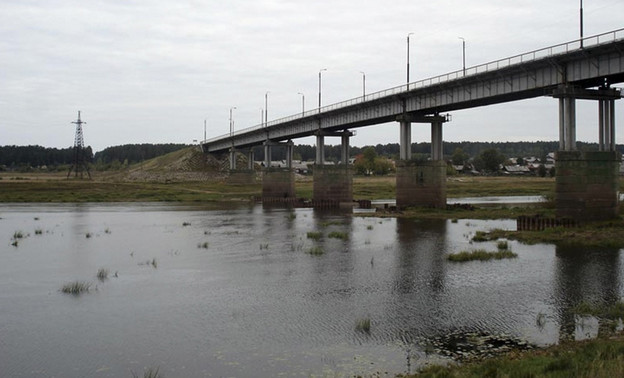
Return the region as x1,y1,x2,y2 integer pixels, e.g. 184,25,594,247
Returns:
207,32,624,217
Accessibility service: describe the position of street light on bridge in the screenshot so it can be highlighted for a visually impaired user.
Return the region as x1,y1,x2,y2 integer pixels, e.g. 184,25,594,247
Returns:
458,37,466,76
265,91,269,127
407,32,414,84
229,106,237,136
360,71,366,98
318,68,327,110
297,92,305,116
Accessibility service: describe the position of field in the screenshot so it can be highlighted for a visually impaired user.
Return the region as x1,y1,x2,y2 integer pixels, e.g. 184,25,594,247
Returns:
0,172,557,203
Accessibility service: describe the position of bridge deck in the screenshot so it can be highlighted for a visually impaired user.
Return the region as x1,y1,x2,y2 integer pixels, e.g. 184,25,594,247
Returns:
202,29,624,153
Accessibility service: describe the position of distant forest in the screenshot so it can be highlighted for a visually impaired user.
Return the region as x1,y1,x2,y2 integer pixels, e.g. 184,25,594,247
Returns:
1,141,621,171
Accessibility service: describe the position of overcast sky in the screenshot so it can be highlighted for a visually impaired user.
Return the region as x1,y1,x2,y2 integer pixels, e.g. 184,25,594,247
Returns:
1,0,623,153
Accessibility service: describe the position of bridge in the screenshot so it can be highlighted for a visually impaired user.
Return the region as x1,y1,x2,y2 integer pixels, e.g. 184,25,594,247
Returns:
201,28,624,220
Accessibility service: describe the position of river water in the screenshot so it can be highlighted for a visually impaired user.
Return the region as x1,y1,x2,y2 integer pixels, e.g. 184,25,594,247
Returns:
1,202,622,377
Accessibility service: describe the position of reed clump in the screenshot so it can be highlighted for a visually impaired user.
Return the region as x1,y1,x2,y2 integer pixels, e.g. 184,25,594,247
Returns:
355,318,371,333
96,268,109,281
306,231,322,240
307,246,324,256
328,231,349,240
448,249,517,262
61,281,91,295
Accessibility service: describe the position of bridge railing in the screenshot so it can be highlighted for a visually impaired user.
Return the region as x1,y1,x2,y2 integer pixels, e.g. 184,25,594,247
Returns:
203,27,624,145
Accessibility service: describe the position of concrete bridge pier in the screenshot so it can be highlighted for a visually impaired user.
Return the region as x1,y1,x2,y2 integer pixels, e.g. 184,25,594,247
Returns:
396,114,448,209
313,130,354,207
552,85,621,221
227,148,256,185
262,140,296,201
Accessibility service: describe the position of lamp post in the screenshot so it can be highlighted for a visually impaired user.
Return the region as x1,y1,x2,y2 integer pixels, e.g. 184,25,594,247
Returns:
297,92,305,116
458,37,466,76
580,0,584,48
360,71,366,97
407,32,414,84
229,106,236,136
318,68,327,110
264,91,269,127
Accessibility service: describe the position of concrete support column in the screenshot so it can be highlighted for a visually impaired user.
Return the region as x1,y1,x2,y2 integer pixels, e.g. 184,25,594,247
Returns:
229,148,237,170
247,149,255,170
559,98,566,150
264,143,271,168
341,132,350,165
286,140,294,168
431,120,443,161
599,99,605,151
563,97,577,151
315,134,325,165
399,121,412,160
609,99,616,151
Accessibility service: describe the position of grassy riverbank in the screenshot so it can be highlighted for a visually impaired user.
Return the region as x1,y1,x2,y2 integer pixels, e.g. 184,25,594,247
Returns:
0,173,556,203
404,334,624,378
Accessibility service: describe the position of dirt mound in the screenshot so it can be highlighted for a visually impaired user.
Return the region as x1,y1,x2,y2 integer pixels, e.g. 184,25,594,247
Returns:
106,147,235,183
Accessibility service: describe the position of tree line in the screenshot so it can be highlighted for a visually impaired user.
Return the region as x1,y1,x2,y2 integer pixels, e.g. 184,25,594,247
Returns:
2,141,620,172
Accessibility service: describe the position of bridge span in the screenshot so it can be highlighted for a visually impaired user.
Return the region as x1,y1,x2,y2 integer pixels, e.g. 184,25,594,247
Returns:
201,28,624,221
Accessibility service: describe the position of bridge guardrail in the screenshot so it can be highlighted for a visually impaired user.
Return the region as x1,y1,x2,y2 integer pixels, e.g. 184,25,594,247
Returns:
203,27,624,145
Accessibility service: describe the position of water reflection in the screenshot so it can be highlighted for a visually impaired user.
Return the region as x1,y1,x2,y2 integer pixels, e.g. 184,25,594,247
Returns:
554,245,622,341
2,203,624,377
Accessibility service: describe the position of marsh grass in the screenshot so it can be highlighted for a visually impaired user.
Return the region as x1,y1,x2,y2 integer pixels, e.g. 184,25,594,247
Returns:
131,367,162,378
471,231,489,242
182,222,191,226
328,231,348,240
497,240,509,250
412,334,624,378
307,246,324,256
198,242,209,249
306,231,322,240
96,268,109,281
85,232,92,238
448,249,518,262
151,258,157,268
259,243,269,250
13,231,24,239
355,318,371,333
573,301,624,320
366,225,373,230
11,240,18,247
34,228,43,235
61,281,91,295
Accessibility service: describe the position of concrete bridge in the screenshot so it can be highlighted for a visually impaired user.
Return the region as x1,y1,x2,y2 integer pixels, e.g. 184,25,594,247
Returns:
201,28,624,220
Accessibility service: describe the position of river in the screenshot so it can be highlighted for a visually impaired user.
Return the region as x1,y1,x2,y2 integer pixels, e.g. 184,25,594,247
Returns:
1,202,622,377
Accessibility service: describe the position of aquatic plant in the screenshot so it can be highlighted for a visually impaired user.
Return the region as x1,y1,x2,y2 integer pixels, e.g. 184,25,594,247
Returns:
306,231,322,240
11,240,18,247
328,231,348,240
131,366,162,378
151,258,158,268
447,249,517,262
259,243,269,250
497,240,509,250
61,281,91,295
307,246,324,256
182,222,191,226
104,228,111,234
13,231,24,239
471,231,489,242
34,229,43,235
355,318,371,333
366,225,374,230
198,242,209,249
96,268,109,281
85,232,92,238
